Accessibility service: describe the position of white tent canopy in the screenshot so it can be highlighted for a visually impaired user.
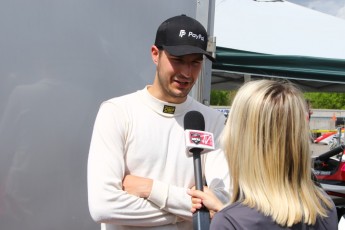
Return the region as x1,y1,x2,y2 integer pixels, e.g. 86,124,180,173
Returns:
214,0,345,59
211,0,345,92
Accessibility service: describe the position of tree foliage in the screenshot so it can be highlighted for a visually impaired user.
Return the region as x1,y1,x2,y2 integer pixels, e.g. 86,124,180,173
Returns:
304,92,345,110
210,90,236,106
210,90,229,106
211,90,345,110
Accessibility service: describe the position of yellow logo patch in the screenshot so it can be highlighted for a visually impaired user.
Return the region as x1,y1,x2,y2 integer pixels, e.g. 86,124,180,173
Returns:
163,105,176,114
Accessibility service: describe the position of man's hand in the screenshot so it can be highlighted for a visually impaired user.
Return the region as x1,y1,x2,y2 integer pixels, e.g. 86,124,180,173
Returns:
122,175,153,199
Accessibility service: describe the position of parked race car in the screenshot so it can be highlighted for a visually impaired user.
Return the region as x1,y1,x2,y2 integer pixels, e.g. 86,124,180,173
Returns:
314,128,344,145
313,144,345,220
314,131,337,144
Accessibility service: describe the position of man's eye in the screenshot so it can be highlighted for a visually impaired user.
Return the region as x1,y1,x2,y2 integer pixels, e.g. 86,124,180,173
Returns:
172,59,183,63
192,61,202,66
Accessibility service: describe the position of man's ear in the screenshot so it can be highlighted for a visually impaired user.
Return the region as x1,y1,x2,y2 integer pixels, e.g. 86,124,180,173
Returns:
151,45,160,64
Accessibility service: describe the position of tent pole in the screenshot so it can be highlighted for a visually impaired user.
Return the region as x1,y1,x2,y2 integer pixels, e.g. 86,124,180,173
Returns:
191,0,216,105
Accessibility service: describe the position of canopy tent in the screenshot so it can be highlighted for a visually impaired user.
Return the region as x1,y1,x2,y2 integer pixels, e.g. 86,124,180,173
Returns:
212,0,345,92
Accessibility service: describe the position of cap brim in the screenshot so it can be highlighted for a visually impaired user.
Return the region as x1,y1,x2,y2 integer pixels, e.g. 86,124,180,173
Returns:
162,45,215,62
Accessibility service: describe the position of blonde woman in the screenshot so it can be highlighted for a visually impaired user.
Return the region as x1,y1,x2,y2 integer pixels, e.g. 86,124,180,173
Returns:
188,80,338,229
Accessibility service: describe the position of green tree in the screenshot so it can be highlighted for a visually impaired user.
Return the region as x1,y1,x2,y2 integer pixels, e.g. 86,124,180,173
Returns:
210,90,228,106
304,92,345,109
210,90,237,106
211,91,345,109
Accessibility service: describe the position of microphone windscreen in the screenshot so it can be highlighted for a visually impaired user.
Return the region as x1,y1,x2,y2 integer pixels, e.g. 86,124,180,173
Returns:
184,111,205,131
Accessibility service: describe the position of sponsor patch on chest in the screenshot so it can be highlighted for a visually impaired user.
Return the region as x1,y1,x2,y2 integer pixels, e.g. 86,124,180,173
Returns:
163,105,176,114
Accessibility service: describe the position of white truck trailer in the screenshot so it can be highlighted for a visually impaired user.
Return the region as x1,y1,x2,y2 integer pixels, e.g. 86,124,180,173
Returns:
0,1,215,229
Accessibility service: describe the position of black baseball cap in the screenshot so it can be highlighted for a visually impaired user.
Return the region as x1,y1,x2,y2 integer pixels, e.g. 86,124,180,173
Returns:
154,14,215,62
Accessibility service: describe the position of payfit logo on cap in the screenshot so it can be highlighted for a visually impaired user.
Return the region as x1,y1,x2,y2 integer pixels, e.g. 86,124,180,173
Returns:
179,30,205,41
179,30,186,37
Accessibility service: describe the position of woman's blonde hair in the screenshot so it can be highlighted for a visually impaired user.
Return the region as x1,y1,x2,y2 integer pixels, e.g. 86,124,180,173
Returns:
221,79,332,227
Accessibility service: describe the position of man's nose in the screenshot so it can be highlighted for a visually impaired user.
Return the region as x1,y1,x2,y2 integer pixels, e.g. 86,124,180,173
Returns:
180,63,192,77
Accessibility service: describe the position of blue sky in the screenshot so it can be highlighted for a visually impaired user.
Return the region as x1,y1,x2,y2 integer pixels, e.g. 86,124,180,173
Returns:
287,0,345,19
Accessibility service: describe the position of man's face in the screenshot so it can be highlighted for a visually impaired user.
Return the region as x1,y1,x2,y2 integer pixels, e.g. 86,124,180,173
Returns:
150,46,204,104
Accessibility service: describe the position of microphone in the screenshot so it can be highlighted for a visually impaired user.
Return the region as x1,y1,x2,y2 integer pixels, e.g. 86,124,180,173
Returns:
184,111,212,230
